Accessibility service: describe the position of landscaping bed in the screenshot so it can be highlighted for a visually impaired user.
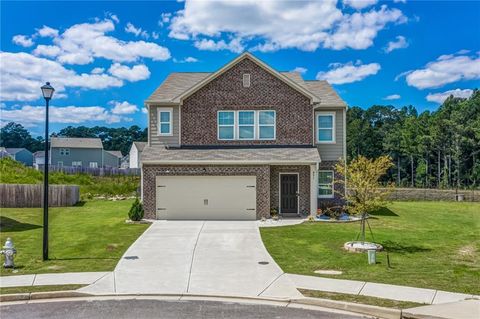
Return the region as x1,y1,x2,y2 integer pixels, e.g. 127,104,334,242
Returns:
0,199,149,276
260,201,480,294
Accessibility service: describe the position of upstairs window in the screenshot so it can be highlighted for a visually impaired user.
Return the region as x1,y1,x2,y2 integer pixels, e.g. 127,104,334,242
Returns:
238,111,255,140
217,110,276,141
243,74,251,87
158,108,172,136
258,111,276,140
72,161,82,167
318,170,334,198
60,148,70,156
218,111,235,140
316,112,335,143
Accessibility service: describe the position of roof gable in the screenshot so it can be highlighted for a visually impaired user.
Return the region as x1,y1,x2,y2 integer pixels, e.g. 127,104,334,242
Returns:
51,137,103,149
172,52,319,104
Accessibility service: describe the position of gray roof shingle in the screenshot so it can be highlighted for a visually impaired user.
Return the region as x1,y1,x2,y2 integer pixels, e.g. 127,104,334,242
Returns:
106,150,123,158
141,145,320,164
133,141,147,152
146,70,345,107
51,137,103,149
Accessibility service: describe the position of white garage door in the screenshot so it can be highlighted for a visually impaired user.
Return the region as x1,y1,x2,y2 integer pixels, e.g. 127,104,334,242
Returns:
156,176,257,220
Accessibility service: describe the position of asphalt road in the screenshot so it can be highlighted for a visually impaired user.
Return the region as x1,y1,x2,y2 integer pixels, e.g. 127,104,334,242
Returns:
1,299,365,319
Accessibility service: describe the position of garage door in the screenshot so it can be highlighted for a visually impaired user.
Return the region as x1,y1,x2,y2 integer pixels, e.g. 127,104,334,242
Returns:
156,176,256,220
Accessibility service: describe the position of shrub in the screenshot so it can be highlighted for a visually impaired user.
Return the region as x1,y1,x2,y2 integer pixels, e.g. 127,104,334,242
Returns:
128,197,144,221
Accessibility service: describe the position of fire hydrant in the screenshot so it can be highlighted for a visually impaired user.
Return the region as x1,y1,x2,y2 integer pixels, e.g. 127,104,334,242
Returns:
0,238,16,268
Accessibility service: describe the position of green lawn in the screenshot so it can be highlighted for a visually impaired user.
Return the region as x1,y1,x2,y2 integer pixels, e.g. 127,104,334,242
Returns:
0,285,86,295
0,200,149,276
260,201,480,294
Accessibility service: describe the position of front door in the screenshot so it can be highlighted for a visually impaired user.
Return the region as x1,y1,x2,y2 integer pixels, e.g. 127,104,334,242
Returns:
280,174,298,214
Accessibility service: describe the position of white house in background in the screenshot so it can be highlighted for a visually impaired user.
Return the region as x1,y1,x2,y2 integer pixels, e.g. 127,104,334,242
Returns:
129,141,147,168
33,151,45,168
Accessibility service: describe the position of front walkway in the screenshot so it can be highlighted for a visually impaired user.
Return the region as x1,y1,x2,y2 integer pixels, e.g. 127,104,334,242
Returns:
79,220,301,298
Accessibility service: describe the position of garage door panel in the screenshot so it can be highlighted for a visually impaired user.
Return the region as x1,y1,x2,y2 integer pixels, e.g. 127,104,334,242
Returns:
156,176,256,220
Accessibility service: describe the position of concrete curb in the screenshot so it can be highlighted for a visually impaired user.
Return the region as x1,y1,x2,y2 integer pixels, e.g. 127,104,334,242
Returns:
0,291,403,318
292,297,402,319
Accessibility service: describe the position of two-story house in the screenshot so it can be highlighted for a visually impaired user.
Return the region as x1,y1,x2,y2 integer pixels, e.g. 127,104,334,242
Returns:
142,52,346,220
50,137,122,168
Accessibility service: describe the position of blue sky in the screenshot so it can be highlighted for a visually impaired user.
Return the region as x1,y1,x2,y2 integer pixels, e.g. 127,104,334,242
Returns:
1,0,479,135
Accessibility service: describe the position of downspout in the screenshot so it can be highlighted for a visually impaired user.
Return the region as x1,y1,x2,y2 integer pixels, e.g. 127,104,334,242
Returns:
146,103,151,147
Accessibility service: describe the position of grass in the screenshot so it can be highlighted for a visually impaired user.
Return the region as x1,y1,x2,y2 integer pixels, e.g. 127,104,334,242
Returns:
0,157,140,197
0,199,149,276
0,285,85,295
299,289,423,309
260,201,480,295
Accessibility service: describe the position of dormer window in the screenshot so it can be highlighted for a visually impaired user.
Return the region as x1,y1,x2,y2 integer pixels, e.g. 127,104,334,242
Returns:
243,73,251,87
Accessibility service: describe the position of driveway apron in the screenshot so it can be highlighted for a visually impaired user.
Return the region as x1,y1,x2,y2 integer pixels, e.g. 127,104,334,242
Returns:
81,220,300,298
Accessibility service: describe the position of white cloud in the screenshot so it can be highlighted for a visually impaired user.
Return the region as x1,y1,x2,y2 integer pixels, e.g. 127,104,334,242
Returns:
404,52,480,89
426,89,474,104
33,45,61,57
168,1,405,52
110,101,139,114
37,25,59,38
142,107,148,114
384,35,408,53
33,19,170,65
109,14,120,24
159,13,172,27
316,61,381,84
292,67,308,74
384,94,401,100
174,56,199,63
108,63,150,81
194,38,244,53
91,67,105,74
0,104,125,128
343,0,378,10
12,35,34,47
0,52,123,101
393,0,407,3
125,22,149,39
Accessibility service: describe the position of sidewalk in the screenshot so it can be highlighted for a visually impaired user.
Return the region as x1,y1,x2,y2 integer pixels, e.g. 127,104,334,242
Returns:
287,274,478,305
0,272,109,288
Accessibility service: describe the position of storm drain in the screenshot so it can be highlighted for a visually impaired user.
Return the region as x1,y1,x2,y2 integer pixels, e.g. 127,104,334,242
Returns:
258,261,269,265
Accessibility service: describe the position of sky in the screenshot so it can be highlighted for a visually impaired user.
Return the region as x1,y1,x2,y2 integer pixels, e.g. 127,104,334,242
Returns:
1,0,479,135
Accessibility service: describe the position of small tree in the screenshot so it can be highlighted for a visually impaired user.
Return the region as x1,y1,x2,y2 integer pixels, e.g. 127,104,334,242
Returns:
336,155,394,243
128,197,144,221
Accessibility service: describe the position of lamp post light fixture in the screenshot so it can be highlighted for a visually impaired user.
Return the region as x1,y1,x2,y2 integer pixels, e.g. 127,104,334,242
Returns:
41,82,54,261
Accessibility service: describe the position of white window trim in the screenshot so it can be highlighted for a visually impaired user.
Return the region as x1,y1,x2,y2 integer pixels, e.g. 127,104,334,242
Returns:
258,110,276,140
89,162,98,168
316,112,336,144
237,110,256,140
57,161,63,167
157,107,173,136
217,110,276,141
60,148,70,156
72,161,82,167
217,110,236,140
243,73,251,87
318,170,334,199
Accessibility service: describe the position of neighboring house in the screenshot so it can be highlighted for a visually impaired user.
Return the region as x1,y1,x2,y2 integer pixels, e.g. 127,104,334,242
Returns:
104,150,123,168
142,52,346,220
33,151,45,168
129,141,147,168
3,148,33,166
50,137,122,168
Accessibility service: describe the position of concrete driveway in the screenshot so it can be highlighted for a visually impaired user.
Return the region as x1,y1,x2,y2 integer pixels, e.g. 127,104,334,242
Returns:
81,221,301,299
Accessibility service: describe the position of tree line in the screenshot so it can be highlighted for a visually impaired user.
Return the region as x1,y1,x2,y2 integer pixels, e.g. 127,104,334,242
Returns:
1,90,478,188
0,123,147,156
347,90,479,189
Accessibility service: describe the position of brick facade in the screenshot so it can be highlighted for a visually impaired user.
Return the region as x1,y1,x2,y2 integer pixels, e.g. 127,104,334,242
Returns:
318,160,346,208
142,165,270,219
270,165,311,215
181,58,313,146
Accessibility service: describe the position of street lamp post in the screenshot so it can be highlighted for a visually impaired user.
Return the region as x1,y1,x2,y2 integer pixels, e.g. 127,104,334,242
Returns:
41,82,54,261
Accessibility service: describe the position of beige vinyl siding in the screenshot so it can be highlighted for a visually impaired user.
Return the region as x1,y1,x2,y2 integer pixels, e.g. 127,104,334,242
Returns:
315,108,345,161
149,105,180,146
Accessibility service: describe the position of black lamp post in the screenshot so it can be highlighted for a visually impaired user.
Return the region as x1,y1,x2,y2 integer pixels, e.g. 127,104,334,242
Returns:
41,82,54,261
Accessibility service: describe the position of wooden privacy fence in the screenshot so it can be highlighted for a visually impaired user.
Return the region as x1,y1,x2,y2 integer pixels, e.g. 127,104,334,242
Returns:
0,184,80,208
384,188,479,202
37,165,140,176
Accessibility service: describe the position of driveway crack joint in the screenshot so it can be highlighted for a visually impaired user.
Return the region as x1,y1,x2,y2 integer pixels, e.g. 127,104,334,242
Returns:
186,221,206,293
